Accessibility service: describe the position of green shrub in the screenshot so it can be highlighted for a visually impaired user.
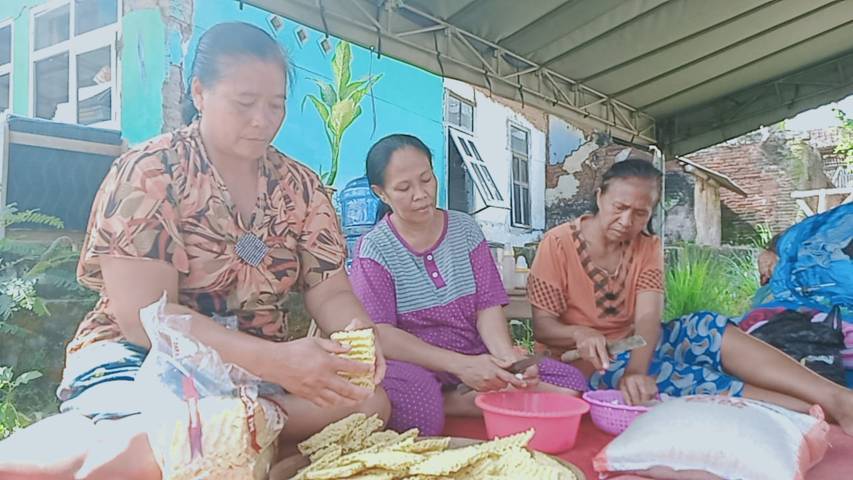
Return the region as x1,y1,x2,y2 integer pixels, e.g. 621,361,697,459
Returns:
509,318,535,353
665,244,759,320
0,366,42,440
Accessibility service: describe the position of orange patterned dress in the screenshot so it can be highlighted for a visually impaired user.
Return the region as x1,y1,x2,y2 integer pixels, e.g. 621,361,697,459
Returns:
67,121,346,356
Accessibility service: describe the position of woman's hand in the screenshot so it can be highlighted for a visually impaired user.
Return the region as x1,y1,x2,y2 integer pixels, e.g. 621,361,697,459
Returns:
452,354,527,392
572,326,611,371
343,318,387,385
618,373,658,406
494,348,540,389
260,337,373,408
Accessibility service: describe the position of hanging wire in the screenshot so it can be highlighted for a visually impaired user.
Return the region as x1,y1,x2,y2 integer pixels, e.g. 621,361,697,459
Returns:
374,1,383,58
319,0,330,39
368,46,378,139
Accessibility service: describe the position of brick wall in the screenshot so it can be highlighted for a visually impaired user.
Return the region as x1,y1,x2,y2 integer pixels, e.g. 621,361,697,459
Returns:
687,142,800,242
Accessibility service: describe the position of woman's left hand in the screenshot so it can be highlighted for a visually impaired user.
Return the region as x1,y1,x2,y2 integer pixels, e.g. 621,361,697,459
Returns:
344,318,387,385
618,373,658,406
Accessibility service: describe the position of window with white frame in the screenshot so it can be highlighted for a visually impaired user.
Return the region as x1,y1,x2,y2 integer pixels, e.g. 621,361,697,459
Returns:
0,22,11,114
445,92,473,133
448,129,505,209
31,0,119,127
510,124,531,227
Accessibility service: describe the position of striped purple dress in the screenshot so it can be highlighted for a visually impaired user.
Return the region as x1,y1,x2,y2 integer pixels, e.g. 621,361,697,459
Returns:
350,210,586,435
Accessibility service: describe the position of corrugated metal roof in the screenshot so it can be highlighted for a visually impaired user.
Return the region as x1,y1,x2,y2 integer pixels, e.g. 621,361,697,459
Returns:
248,0,853,155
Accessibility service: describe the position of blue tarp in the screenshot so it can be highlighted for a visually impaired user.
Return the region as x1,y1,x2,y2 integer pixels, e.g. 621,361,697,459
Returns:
759,203,853,321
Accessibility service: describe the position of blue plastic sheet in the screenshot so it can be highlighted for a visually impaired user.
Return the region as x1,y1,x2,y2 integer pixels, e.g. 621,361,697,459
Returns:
758,203,852,321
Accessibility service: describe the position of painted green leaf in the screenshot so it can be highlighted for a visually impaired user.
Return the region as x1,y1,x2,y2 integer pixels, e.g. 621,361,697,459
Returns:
32,298,50,317
330,98,357,137
305,95,330,125
349,74,383,106
13,371,42,388
341,105,362,135
317,80,338,106
0,296,12,322
340,80,367,101
332,41,352,94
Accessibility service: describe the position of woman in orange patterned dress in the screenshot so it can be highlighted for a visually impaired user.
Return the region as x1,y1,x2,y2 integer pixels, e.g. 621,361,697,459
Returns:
0,22,388,479
529,159,853,434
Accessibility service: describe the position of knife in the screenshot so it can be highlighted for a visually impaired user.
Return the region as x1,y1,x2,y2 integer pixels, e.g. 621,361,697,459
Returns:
456,350,550,394
560,335,647,363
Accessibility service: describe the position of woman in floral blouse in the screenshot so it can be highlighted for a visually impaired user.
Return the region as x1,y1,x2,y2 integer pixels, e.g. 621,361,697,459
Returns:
0,22,387,479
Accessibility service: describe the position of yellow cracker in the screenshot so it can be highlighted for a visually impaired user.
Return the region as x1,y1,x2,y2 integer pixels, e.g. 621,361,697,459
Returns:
331,329,376,389
345,451,424,470
408,445,488,476
309,444,343,463
362,428,418,451
342,414,385,452
359,436,416,456
454,453,499,479
347,469,401,480
298,413,367,455
508,462,572,480
533,451,569,469
475,429,534,454
348,375,376,389
305,461,367,480
330,328,374,340
365,430,403,447
291,446,347,480
402,437,452,454
382,429,419,450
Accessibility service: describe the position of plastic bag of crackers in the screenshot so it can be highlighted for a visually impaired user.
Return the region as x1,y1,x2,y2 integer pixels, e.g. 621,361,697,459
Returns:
292,412,579,480
136,294,287,479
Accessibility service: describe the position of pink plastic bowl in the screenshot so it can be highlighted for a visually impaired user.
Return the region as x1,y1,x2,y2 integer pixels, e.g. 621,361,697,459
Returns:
582,389,650,435
475,391,590,453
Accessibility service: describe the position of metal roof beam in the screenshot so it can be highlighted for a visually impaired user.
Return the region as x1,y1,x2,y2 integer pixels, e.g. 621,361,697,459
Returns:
537,0,672,69
612,0,844,98
658,52,853,155
578,0,783,83
247,0,656,143
641,17,853,110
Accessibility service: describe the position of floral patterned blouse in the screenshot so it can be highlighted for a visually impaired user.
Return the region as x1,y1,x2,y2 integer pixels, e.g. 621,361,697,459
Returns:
68,121,346,355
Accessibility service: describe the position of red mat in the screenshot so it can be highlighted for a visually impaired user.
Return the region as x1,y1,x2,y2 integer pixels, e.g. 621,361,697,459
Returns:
443,416,853,479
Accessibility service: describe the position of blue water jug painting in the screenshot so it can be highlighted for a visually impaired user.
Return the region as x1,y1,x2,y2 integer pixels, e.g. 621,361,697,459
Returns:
339,176,380,270
340,176,380,234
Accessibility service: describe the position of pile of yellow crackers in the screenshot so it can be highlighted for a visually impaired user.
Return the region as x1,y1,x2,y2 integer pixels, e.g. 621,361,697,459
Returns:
292,413,578,480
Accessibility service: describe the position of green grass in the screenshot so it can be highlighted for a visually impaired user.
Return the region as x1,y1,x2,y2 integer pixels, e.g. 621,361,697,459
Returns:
664,244,760,321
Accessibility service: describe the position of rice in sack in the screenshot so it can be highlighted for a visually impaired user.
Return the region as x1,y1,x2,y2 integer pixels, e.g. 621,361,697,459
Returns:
137,294,287,479
594,395,830,480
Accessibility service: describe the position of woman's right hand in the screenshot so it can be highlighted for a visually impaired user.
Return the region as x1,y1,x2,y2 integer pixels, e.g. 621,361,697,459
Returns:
572,326,611,371
261,337,374,408
452,354,526,392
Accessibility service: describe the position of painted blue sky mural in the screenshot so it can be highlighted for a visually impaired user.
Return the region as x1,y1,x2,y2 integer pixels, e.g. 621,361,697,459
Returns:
186,3,447,202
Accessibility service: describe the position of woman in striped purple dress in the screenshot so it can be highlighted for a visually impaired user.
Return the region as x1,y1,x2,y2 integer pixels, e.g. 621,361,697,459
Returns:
350,134,586,436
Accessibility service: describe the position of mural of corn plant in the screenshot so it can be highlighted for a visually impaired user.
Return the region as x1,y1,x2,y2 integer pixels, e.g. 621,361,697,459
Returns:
305,41,382,186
